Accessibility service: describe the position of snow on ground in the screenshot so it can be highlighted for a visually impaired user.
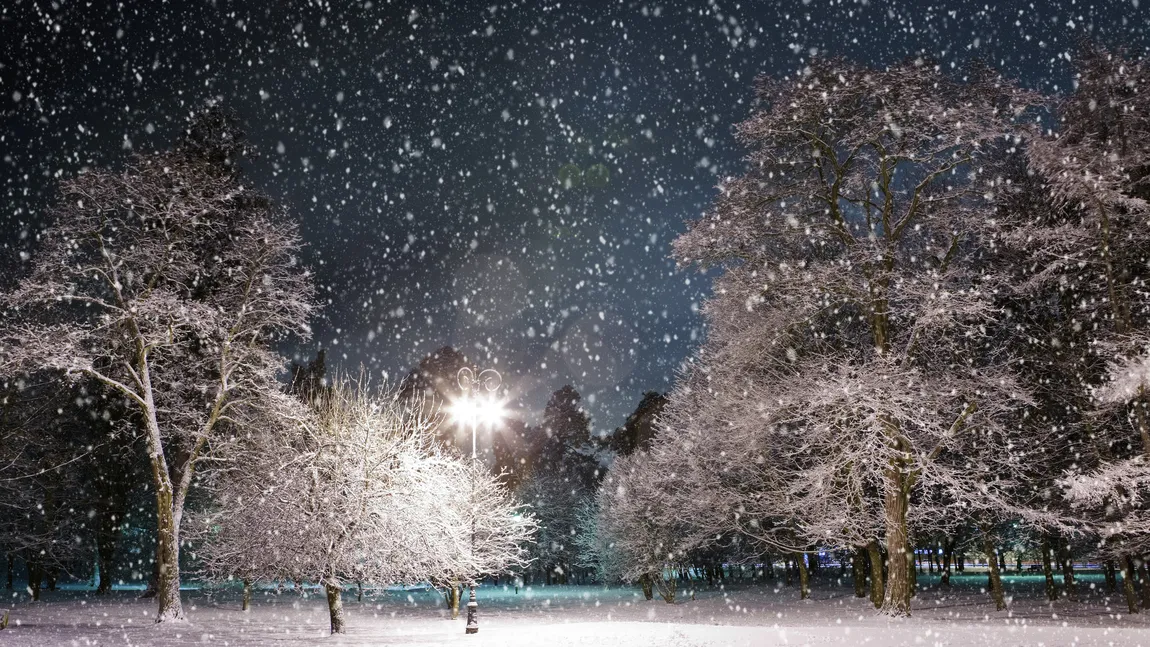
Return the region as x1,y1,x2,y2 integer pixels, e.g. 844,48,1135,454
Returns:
1,573,1148,646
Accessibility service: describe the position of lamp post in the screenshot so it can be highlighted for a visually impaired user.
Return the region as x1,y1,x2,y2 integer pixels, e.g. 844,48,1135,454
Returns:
453,366,503,635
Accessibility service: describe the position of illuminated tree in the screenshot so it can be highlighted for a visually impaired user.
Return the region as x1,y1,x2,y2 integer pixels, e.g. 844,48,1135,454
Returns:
195,379,534,634
664,58,1042,615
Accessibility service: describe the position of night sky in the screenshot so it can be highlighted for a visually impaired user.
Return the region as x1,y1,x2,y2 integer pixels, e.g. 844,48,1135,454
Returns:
2,0,1146,433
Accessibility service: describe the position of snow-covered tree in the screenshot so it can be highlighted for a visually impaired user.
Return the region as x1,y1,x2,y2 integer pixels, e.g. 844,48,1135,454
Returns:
573,393,670,587
985,152,1093,593
440,458,537,618
572,497,619,585
0,105,315,622
597,449,701,603
1025,45,1150,459
194,377,535,634
996,45,1150,613
663,59,1044,615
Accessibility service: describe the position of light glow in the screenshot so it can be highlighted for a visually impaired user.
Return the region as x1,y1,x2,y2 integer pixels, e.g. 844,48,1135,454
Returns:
449,394,506,429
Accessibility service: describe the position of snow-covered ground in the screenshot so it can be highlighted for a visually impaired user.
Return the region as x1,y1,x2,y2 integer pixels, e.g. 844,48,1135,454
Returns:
2,573,1148,646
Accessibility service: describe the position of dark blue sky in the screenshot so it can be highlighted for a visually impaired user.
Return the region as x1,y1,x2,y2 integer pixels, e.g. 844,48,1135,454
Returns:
2,0,1146,433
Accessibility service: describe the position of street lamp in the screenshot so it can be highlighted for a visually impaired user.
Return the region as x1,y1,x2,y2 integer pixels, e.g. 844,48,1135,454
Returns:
451,366,504,635
450,367,505,461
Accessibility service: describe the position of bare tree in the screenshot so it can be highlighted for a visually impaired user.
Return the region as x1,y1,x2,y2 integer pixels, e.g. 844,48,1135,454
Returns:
0,106,315,622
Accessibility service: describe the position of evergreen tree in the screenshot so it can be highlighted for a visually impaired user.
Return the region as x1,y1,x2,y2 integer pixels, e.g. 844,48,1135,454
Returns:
608,391,666,457
399,346,471,450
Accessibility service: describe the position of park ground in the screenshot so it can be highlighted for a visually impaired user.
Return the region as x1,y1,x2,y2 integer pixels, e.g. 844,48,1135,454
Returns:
1,572,1148,646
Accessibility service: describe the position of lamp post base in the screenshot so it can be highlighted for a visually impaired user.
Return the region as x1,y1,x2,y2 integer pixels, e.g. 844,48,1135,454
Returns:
465,584,478,634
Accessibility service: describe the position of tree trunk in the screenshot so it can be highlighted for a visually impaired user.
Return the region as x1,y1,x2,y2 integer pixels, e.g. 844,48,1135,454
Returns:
357,581,363,603
135,362,190,624
908,541,917,601
146,441,185,623
1122,555,1140,614
654,573,676,603
1058,542,1077,601
784,558,793,587
94,464,130,596
242,579,252,612
866,539,884,609
1139,561,1150,609
1135,395,1150,458
879,472,912,616
96,533,116,594
852,547,867,598
325,579,345,634
797,553,810,600
450,580,461,619
27,558,41,602
639,573,653,600
1104,560,1118,593
1040,536,1057,601
155,509,184,622
982,530,1006,611
5,553,13,590
941,541,952,587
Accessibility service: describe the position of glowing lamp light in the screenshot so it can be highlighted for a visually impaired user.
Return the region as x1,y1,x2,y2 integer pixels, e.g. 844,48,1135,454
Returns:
449,394,506,429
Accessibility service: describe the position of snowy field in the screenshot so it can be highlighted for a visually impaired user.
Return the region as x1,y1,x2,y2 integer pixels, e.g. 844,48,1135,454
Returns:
2,573,1148,647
